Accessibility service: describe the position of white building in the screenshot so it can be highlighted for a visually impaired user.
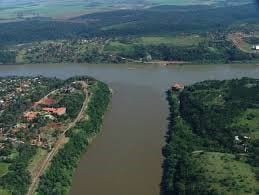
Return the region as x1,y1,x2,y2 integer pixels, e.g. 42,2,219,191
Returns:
252,45,259,50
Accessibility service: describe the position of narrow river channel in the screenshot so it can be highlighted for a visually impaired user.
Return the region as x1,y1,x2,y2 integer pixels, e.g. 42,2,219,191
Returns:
0,63,258,195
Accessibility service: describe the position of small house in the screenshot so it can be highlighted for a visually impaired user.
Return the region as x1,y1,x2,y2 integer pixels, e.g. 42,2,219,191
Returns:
172,83,185,91
252,45,259,50
42,107,66,116
24,111,38,121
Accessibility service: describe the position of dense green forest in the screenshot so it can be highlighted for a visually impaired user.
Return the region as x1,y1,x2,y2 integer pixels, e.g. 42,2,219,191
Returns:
0,21,94,45
0,144,37,194
36,77,111,194
162,78,259,194
0,4,259,45
73,4,259,36
0,51,16,64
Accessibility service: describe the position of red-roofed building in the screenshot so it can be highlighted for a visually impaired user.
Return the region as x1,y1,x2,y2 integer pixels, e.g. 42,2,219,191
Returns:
172,83,185,91
24,111,38,121
42,107,66,116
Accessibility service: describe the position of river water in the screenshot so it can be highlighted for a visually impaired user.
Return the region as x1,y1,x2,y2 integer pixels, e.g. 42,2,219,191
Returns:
0,63,258,195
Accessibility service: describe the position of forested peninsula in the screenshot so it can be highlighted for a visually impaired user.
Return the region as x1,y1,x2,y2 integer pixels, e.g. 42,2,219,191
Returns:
162,78,259,194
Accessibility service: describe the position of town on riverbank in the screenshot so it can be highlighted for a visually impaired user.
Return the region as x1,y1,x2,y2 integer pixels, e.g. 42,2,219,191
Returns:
0,76,111,194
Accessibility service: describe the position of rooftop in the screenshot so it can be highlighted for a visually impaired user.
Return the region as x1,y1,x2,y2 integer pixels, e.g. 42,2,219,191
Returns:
42,107,66,116
24,111,38,121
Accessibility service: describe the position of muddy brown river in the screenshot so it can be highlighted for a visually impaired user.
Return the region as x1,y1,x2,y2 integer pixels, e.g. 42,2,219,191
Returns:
0,63,258,195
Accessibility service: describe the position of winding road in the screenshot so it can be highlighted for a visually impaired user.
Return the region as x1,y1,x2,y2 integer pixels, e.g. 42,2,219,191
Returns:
27,81,89,195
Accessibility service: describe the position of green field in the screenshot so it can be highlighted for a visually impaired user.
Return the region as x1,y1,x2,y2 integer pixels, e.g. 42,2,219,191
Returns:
0,188,11,195
104,41,136,55
0,162,9,176
239,41,253,53
231,108,259,139
0,0,251,21
104,34,206,54
27,148,47,172
228,34,254,53
192,151,259,194
138,35,205,46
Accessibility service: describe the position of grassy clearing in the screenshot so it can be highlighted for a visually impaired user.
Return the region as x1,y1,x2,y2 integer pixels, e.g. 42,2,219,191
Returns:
0,162,9,176
137,35,205,46
8,150,18,160
27,148,47,172
101,21,139,31
105,34,205,54
104,41,136,54
16,49,27,64
232,108,259,139
238,41,253,53
192,151,259,194
0,188,11,195
228,33,254,53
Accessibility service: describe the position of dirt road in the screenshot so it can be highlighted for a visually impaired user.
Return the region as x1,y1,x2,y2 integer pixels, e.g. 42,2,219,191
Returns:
27,81,89,195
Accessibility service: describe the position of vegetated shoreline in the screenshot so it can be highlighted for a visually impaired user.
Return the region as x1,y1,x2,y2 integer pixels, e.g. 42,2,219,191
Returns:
1,61,259,67
161,79,259,194
27,80,90,195
35,77,112,194
160,89,178,195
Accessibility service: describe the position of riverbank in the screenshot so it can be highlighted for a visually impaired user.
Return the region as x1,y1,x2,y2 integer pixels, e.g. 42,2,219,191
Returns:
27,80,90,195
0,63,258,195
0,75,111,194
36,78,111,194
3,60,259,68
161,79,259,194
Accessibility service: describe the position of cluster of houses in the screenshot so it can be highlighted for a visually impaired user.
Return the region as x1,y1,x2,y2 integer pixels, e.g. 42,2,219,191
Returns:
25,38,106,56
0,77,43,112
0,80,81,151
42,107,66,116
24,97,66,121
3,95,66,148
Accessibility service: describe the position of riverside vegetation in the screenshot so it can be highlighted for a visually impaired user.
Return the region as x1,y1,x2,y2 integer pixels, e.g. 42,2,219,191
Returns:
36,77,111,194
162,78,259,194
